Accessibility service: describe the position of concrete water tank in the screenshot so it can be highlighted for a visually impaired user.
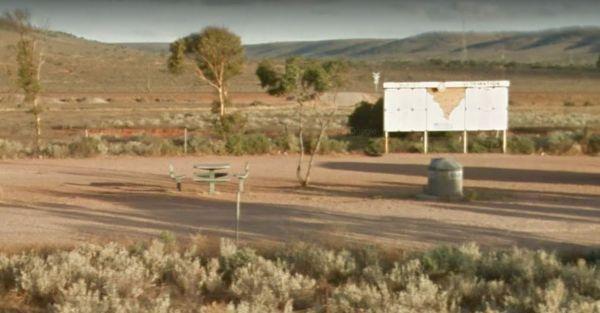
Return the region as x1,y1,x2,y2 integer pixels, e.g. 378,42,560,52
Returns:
425,158,463,198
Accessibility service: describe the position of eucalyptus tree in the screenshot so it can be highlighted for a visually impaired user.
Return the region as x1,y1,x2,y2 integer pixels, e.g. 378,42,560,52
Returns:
256,58,346,187
2,9,44,155
168,27,244,118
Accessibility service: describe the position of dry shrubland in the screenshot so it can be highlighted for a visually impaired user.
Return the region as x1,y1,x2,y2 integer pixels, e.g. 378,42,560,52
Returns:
0,236,598,312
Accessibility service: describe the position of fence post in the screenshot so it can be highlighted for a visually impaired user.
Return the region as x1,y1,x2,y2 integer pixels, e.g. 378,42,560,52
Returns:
183,127,188,154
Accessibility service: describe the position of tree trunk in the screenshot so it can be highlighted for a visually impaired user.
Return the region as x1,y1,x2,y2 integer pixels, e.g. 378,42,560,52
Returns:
218,86,225,117
33,108,41,156
296,102,306,186
302,126,326,187
298,93,339,187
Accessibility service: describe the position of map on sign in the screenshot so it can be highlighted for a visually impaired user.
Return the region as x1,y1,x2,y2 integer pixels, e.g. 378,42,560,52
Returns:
427,88,466,120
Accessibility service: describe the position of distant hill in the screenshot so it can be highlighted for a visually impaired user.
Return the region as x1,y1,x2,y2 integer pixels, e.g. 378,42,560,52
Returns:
121,27,600,64
1,25,599,94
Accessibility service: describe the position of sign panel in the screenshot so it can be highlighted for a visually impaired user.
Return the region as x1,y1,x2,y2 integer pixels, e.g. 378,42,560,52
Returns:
383,81,509,132
465,87,508,131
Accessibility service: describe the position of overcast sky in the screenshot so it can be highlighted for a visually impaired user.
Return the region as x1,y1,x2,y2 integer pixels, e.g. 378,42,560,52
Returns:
1,0,599,44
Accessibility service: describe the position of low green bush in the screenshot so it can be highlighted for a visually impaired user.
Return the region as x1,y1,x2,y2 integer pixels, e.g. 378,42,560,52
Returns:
213,112,247,139
226,134,273,155
0,139,24,159
587,133,600,154
363,137,424,156
317,137,349,154
539,131,576,155
68,136,107,158
273,133,301,153
469,136,502,153
508,135,537,154
0,239,598,312
41,143,70,158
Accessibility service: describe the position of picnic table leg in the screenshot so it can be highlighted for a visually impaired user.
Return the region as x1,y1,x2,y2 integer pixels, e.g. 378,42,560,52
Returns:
209,170,216,194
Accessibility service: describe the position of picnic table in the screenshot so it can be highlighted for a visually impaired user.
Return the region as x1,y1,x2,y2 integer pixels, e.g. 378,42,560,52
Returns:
193,163,231,194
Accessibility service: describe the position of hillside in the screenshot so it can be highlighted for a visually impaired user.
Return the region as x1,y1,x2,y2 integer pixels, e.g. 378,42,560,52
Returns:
1,25,600,94
120,27,600,65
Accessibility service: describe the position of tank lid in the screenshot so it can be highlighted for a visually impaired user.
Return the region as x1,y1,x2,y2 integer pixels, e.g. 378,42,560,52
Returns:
428,158,462,171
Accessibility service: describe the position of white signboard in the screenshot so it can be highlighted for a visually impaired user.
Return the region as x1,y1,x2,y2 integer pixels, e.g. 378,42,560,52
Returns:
383,81,509,132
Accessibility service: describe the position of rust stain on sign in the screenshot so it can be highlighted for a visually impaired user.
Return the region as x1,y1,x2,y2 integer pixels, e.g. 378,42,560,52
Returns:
427,87,466,119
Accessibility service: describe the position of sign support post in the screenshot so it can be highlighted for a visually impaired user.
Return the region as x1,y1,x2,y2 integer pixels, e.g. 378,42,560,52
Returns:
463,131,468,154
424,131,428,154
384,132,389,154
502,130,507,154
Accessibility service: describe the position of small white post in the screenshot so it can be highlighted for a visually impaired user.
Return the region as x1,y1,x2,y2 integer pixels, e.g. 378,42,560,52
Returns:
183,128,188,154
384,132,389,154
235,191,241,244
424,131,428,154
84,128,89,138
502,130,507,154
463,130,468,154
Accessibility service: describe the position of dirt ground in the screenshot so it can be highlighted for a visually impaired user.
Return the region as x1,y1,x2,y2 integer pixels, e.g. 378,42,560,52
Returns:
0,154,598,251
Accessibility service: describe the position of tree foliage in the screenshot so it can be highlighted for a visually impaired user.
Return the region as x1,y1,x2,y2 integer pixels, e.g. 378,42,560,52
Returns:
168,27,244,117
257,58,345,102
16,39,41,104
348,98,384,137
0,9,32,34
256,58,347,186
4,9,44,155
167,40,185,74
596,54,600,70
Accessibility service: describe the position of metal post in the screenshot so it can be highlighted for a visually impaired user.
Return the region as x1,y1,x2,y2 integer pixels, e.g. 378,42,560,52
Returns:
236,191,241,244
184,128,188,154
384,132,389,154
463,130,468,154
502,130,507,154
424,131,428,154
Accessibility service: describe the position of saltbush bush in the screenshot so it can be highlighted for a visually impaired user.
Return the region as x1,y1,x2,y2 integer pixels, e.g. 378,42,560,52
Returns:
225,134,273,155
0,240,599,312
587,133,600,155
0,139,24,159
539,131,577,155
508,135,537,154
68,136,107,158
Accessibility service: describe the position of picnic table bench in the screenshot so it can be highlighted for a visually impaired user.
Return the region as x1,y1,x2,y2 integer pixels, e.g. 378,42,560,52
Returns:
193,163,231,194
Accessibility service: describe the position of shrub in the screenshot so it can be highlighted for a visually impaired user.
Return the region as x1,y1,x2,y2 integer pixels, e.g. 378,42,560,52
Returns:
539,131,576,155
316,137,349,154
469,136,502,153
225,134,273,155
213,112,247,139
273,133,301,153
68,136,107,158
363,137,423,156
508,135,536,154
563,101,576,107
348,98,383,137
0,239,599,312
0,139,24,159
587,133,600,155
41,143,70,158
